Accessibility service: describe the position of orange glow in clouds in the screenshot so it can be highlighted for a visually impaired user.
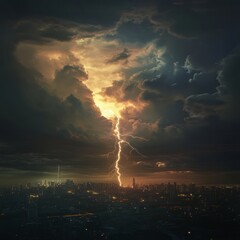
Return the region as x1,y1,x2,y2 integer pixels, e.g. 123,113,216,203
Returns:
15,37,152,186
78,41,150,187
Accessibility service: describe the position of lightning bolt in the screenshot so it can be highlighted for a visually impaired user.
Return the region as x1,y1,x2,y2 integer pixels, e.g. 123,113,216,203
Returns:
113,116,146,187
114,116,123,187
93,102,145,187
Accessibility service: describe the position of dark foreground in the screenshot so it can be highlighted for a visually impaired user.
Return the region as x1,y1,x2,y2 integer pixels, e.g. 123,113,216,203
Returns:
0,181,240,240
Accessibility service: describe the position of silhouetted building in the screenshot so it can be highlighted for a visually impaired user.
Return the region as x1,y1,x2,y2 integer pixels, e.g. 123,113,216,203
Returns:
132,178,136,189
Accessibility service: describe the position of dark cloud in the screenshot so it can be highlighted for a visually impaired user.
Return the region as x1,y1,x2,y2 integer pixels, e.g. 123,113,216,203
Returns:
0,25,113,182
217,49,240,99
152,1,240,39
1,0,156,26
12,19,109,45
53,65,89,100
112,19,159,44
184,93,225,119
189,72,218,94
14,19,79,43
106,48,130,64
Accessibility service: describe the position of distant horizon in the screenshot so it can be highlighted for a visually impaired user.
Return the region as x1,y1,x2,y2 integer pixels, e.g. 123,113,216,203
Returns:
2,177,240,188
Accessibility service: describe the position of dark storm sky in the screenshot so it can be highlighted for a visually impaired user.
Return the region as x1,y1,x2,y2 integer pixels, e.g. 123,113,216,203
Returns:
1,0,240,185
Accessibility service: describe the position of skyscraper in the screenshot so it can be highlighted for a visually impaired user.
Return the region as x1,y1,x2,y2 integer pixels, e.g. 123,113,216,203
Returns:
132,177,136,189
57,165,61,184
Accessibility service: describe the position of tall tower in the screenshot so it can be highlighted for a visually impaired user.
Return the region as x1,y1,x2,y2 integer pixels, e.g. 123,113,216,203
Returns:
132,177,136,189
57,165,61,184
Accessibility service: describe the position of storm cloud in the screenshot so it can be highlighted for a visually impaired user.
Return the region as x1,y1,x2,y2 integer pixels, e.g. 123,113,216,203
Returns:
1,0,240,185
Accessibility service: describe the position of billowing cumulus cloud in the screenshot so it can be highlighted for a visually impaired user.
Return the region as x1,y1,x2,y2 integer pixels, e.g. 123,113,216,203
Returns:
0,0,240,185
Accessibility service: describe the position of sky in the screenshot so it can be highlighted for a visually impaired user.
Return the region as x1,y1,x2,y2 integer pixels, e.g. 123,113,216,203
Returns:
1,0,240,186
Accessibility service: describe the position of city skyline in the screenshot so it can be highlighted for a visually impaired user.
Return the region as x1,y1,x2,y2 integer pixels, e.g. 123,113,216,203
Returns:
1,177,239,239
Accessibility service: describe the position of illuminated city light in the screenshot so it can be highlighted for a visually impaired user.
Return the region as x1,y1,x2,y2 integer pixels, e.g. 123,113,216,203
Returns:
29,194,39,198
156,162,166,167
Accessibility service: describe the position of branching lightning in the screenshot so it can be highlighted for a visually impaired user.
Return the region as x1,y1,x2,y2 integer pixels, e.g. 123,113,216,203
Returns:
121,134,148,142
113,116,146,187
114,116,123,187
94,101,145,187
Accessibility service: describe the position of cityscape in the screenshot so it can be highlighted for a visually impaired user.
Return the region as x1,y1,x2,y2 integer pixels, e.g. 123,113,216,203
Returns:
1,0,240,239
0,178,240,240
